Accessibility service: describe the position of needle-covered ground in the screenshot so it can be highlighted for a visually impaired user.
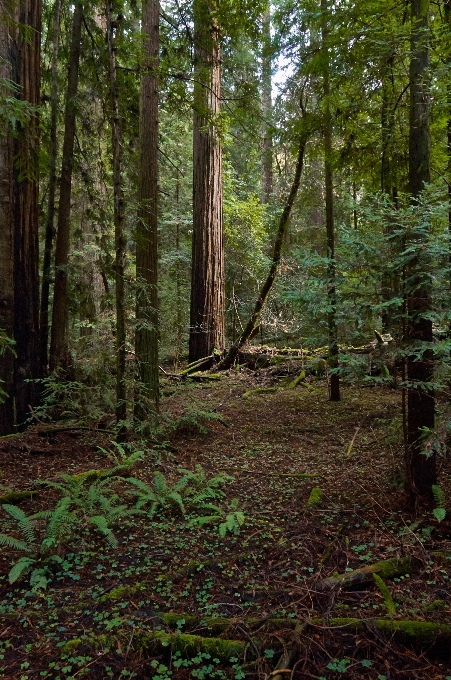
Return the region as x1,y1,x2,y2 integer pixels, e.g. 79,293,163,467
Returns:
0,370,450,679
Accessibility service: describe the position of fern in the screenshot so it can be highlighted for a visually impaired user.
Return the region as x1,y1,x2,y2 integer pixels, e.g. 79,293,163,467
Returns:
188,498,246,537
9,557,36,584
2,504,36,544
432,484,446,522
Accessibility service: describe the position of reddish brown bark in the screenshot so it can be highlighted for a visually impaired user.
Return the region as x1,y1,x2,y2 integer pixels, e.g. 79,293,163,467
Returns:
49,0,83,373
405,0,435,501
189,0,225,362
135,0,159,419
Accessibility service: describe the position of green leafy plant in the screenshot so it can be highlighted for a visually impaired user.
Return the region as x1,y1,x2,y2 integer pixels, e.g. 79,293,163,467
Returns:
97,441,145,468
432,485,446,523
38,474,134,548
188,498,245,537
0,504,64,590
125,471,187,517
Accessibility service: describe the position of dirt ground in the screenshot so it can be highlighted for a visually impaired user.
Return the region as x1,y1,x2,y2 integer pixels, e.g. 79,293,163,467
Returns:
0,370,450,679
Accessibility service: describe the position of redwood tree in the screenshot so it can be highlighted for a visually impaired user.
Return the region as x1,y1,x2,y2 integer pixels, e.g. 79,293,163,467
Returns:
189,0,225,362
405,0,435,501
135,0,160,419
49,0,83,372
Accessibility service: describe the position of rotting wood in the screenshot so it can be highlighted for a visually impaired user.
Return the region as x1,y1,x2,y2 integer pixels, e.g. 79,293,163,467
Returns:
0,490,39,505
316,556,418,591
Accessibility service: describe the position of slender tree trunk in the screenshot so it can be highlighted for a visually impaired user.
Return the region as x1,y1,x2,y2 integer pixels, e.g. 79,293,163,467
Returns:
189,0,225,362
49,0,83,373
40,0,61,374
12,0,42,427
218,129,310,371
106,0,127,437
405,0,435,501
0,11,15,435
321,0,340,402
261,6,273,204
445,1,451,317
135,0,159,420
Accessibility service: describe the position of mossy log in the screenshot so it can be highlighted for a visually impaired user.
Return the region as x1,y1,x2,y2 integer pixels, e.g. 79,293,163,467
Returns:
136,630,252,662
0,490,39,505
68,465,132,483
306,487,323,509
317,556,417,591
180,356,214,375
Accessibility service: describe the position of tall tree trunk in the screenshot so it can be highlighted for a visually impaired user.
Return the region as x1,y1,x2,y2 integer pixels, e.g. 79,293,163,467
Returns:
49,0,83,373
12,0,42,427
135,0,159,419
445,1,451,321
40,0,61,374
189,0,225,362
321,0,340,402
261,6,273,204
405,0,435,501
218,128,310,371
0,12,15,435
106,0,127,437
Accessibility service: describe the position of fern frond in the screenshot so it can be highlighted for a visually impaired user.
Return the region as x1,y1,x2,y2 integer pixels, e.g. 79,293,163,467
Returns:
2,504,36,544
9,556,36,583
90,516,118,548
0,533,30,551
432,485,446,509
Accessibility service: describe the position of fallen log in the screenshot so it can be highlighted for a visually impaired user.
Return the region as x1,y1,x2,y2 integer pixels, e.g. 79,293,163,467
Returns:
316,556,418,591
0,490,39,505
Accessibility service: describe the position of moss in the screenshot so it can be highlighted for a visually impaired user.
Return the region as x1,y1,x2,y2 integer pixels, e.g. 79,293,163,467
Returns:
0,490,39,505
373,573,396,616
70,466,131,483
136,630,250,662
100,583,146,601
62,639,82,653
319,556,416,591
306,487,323,509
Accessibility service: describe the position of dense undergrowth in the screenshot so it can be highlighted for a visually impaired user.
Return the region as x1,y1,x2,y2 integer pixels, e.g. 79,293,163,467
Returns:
0,370,450,679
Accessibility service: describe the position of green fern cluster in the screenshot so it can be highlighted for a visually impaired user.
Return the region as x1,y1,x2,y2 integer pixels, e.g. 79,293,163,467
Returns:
125,465,244,535
432,485,446,522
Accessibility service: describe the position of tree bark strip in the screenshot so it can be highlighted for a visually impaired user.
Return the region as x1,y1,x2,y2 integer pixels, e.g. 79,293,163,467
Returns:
321,0,340,401
12,0,42,427
261,5,273,204
106,0,127,437
189,0,225,362
135,0,160,420
49,0,83,373
405,0,435,501
40,0,61,374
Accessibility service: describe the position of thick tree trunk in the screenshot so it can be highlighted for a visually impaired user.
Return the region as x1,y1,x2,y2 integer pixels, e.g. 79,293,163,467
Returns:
189,0,225,362
405,0,435,501
0,14,15,435
445,1,451,324
40,0,61,375
12,0,42,427
217,129,309,371
322,0,340,402
49,0,83,373
261,6,273,204
135,0,159,420
106,0,127,437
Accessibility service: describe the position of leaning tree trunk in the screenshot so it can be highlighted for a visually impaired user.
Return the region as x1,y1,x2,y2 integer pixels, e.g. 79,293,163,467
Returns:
106,0,127,438
0,12,15,435
321,0,340,402
261,5,273,205
189,0,225,363
405,0,435,501
40,0,61,375
49,0,83,373
218,126,310,371
135,0,160,421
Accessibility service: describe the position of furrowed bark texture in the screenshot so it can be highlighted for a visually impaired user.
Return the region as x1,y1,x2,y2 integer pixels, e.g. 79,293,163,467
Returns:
49,0,83,373
322,0,340,402
12,0,42,427
261,6,273,204
106,0,127,435
189,0,225,362
0,11,15,435
405,0,435,500
135,0,159,418
40,0,61,374
218,130,309,371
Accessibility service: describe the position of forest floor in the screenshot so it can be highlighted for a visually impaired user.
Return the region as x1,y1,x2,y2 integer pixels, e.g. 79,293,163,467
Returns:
0,367,451,679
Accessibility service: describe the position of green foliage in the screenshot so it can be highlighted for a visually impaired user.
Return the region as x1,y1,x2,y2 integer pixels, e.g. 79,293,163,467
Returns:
188,497,246,537
432,485,446,523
